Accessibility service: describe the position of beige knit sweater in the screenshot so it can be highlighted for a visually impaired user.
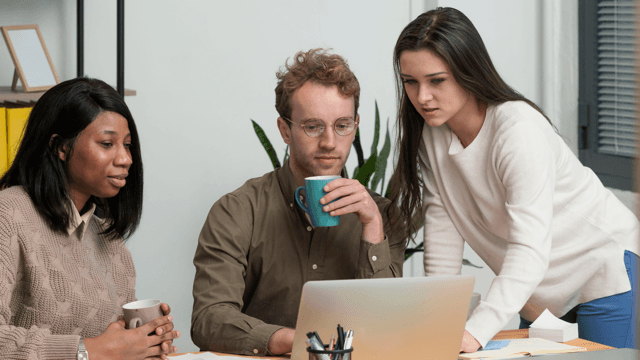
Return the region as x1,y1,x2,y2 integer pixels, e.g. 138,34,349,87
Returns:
0,186,136,359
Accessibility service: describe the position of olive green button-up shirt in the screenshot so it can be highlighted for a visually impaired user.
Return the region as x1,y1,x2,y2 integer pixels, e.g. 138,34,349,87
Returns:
191,161,406,356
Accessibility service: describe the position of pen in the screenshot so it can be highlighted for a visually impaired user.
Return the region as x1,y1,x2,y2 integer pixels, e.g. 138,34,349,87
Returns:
344,330,354,350
328,335,335,360
306,332,324,350
307,332,330,360
343,330,354,360
337,324,344,350
313,331,323,345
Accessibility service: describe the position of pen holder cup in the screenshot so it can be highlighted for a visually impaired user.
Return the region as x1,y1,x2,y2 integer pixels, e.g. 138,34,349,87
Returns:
307,345,353,360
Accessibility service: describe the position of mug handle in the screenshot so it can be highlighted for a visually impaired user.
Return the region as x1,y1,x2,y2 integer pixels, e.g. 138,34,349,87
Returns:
129,317,143,329
295,186,309,214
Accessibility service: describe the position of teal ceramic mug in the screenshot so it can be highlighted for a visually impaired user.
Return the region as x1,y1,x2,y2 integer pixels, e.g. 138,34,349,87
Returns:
295,175,341,227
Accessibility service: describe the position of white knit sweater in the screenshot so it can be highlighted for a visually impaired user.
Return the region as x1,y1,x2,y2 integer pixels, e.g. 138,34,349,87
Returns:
419,101,639,346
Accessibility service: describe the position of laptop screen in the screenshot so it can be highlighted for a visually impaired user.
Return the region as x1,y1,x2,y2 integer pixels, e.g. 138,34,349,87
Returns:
291,275,475,360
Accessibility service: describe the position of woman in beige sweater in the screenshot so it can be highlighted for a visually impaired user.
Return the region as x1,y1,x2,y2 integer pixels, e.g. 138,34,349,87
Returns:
0,78,180,359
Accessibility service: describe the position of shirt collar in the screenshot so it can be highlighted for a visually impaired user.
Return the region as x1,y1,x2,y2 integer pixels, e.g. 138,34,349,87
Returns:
67,201,97,237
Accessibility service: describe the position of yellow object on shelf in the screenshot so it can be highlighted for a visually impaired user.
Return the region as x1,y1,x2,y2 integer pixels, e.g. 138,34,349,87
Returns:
7,107,31,165
0,108,7,176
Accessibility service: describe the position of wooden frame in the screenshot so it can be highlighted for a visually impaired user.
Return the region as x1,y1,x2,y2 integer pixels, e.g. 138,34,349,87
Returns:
1,24,60,92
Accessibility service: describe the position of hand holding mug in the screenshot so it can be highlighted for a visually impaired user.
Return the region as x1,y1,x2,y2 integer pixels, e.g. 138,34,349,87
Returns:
84,312,180,360
123,300,178,355
157,302,175,353
295,176,342,227
320,178,384,244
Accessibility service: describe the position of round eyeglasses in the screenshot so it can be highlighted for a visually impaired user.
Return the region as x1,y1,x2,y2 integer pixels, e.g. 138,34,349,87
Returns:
282,116,359,138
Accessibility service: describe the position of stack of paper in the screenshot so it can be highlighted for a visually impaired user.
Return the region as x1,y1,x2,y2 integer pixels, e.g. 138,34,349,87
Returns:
458,338,586,359
529,309,579,342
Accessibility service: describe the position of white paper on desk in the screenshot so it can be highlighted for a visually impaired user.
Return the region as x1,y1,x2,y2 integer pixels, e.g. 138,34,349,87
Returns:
170,353,261,360
458,338,585,359
169,353,219,360
529,309,579,342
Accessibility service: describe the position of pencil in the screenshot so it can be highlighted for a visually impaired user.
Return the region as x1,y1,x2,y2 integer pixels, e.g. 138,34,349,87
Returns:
328,335,335,359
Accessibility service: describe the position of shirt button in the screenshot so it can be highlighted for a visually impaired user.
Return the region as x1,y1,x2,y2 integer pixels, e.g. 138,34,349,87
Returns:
312,264,318,270
289,203,294,209
372,256,378,261
253,349,259,354
307,226,312,231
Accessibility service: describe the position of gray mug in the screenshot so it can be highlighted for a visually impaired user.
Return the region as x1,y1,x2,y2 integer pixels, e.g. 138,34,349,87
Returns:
123,299,163,329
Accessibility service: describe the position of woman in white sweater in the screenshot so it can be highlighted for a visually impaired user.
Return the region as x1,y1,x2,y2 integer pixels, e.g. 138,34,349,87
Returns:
390,7,639,352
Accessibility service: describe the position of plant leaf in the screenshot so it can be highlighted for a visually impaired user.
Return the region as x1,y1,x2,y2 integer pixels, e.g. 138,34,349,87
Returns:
352,128,365,168
251,120,281,169
353,153,377,188
283,145,289,164
462,259,484,268
370,118,391,194
404,241,424,260
370,101,380,158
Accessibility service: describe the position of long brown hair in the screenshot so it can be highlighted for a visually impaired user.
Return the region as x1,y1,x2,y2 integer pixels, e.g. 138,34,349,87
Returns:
390,7,553,240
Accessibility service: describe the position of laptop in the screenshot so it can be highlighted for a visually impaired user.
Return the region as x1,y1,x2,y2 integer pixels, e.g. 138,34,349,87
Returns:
291,275,475,360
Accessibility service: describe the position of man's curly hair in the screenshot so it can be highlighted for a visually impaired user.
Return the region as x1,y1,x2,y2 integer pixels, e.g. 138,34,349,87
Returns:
275,48,360,123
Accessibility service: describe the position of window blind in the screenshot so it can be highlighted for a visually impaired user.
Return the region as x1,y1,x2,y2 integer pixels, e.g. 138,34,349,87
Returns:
597,0,637,157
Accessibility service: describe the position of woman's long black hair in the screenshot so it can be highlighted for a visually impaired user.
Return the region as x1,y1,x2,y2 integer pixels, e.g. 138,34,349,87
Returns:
0,77,143,240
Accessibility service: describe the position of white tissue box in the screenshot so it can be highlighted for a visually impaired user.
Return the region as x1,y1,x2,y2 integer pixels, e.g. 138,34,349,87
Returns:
528,309,579,342
529,322,578,342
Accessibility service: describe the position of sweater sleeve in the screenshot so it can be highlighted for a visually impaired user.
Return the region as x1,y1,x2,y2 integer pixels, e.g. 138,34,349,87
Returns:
0,206,80,360
419,140,465,276
465,121,554,347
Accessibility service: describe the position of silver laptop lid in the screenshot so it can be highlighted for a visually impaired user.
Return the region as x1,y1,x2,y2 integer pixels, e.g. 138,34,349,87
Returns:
291,275,475,360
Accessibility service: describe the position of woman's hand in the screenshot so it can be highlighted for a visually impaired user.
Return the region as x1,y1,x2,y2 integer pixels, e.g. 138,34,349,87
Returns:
460,330,481,353
155,303,176,355
84,314,180,360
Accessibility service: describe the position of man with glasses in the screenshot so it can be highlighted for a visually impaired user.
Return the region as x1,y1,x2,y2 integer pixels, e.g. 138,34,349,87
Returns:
191,49,406,356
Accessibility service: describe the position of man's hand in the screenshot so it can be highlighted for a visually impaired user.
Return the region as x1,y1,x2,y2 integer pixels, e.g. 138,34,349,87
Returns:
460,330,481,353
321,178,384,244
267,328,295,355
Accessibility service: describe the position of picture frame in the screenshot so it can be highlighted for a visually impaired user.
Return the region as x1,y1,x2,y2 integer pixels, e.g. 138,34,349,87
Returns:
1,24,60,92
